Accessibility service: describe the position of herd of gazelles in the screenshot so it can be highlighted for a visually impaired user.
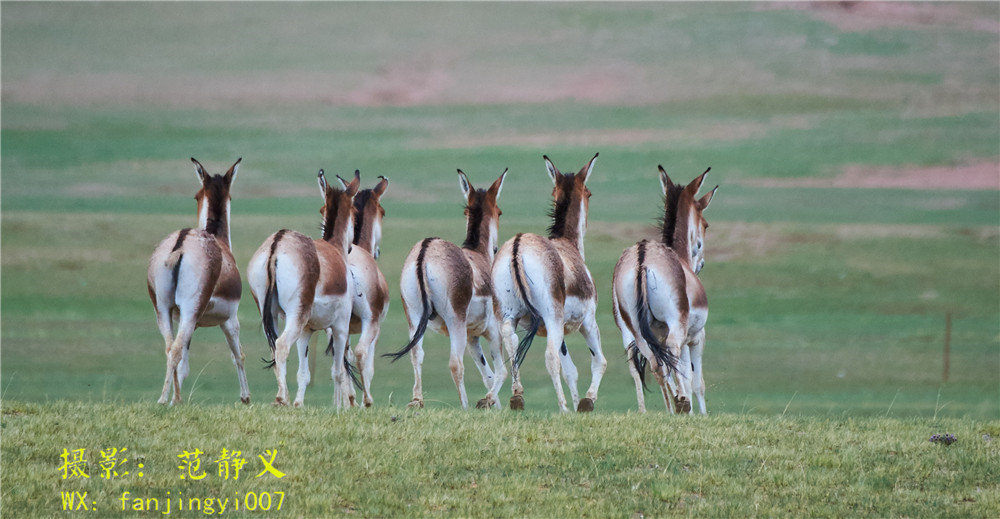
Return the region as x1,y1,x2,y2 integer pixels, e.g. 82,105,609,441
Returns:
147,154,717,414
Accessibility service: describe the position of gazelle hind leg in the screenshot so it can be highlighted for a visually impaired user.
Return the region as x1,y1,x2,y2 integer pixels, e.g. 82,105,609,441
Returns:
160,318,195,406
221,317,251,404
293,332,313,407
328,326,352,409
479,326,506,409
466,336,496,409
557,341,580,411
356,324,379,408
448,322,470,409
542,320,570,412
501,318,525,409
690,331,706,414
578,316,607,412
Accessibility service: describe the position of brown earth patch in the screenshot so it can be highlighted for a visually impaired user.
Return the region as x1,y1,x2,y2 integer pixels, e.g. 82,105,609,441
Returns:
739,162,999,191
773,2,1000,34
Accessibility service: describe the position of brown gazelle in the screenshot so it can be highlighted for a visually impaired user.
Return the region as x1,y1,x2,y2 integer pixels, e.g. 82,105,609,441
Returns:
147,158,250,406
342,173,391,408
385,169,508,409
493,153,608,412
247,170,359,408
611,166,717,414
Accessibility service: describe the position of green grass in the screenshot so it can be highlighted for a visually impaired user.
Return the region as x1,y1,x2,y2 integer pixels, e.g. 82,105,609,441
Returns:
2,2,999,516
3,402,999,518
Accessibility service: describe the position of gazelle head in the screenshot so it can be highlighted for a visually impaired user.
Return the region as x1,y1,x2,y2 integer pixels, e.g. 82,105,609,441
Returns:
318,169,361,253
458,168,507,261
352,175,390,258
192,157,241,248
658,165,717,274
545,153,598,253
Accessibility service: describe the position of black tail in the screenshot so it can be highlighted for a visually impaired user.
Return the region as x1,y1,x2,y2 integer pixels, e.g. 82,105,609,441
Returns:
261,230,287,370
634,241,678,374
383,238,435,362
328,334,364,391
627,341,651,392
511,234,543,370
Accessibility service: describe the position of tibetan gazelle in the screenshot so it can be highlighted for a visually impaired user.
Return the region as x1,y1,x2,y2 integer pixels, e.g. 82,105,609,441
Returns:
493,153,608,412
385,169,508,410
247,170,359,408
343,173,391,408
147,158,250,406
611,166,717,413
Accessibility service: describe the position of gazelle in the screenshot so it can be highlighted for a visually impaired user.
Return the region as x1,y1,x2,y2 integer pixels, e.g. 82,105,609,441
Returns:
247,170,359,408
384,169,508,410
147,157,250,406
493,153,608,412
611,166,717,414
343,173,390,408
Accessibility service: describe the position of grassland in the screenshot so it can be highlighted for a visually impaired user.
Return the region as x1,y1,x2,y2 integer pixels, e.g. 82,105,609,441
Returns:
2,2,999,517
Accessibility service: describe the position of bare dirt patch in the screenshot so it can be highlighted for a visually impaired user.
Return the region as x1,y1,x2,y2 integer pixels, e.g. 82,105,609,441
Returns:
775,1,1000,34
739,162,999,191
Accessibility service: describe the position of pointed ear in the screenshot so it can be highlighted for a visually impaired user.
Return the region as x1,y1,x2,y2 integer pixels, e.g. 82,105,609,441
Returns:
373,176,389,197
191,157,208,183
544,155,560,185
317,169,329,198
686,167,711,195
346,169,361,197
579,152,599,183
335,174,349,190
225,157,242,184
698,185,718,211
457,169,473,203
658,165,673,195
489,168,508,200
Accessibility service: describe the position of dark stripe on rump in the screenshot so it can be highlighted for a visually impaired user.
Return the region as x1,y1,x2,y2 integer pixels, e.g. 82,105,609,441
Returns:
635,240,677,374
512,233,543,370
383,238,437,362
262,229,288,369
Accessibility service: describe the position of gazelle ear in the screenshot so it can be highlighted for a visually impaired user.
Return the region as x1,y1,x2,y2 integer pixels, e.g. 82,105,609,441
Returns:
335,174,349,190
457,169,473,203
225,157,242,184
699,185,719,211
373,175,389,197
191,158,208,183
579,152,599,183
317,169,329,198
658,165,673,195
345,169,361,197
489,168,508,200
686,167,711,195
544,155,560,184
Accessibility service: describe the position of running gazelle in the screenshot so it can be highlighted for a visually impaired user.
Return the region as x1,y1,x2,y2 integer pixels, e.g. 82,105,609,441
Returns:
246,170,360,408
493,153,608,412
611,166,717,413
147,158,251,406
343,173,391,408
385,169,508,409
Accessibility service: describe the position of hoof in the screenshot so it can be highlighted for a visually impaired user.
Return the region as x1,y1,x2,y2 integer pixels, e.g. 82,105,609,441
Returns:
674,397,691,414
510,395,525,411
364,400,373,408
407,399,424,409
273,398,288,407
476,398,491,409
240,396,251,405
577,398,595,412
293,401,303,408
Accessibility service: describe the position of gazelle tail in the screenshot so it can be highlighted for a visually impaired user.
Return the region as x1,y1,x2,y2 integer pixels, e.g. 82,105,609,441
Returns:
511,233,543,370
384,238,435,362
635,240,678,375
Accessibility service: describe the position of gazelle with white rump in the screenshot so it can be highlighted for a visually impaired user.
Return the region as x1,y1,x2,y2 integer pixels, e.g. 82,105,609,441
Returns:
493,153,608,412
611,166,717,414
342,173,391,408
246,169,359,408
147,158,251,406
384,169,508,410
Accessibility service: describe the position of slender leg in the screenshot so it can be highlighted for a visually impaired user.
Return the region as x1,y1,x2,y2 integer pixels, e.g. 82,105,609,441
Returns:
448,320,470,409
557,341,580,411
293,332,313,407
466,336,497,409
161,317,195,406
478,325,506,409
221,317,251,404
689,330,706,415
577,315,607,412
328,326,352,409
355,322,380,407
542,317,569,412
501,318,525,409
406,320,426,408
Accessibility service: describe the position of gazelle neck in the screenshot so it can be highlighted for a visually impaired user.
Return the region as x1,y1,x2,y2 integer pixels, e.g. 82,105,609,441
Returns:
548,194,588,258
197,183,233,250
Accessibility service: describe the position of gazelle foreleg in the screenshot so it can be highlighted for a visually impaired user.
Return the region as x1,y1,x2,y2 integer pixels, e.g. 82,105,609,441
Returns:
578,315,607,412
221,316,251,404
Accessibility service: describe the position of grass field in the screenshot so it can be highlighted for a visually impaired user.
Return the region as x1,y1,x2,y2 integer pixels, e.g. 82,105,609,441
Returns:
2,2,999,517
